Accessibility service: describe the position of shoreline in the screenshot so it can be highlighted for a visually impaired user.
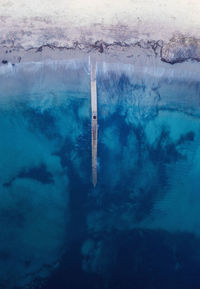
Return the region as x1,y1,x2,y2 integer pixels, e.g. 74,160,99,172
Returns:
1,53,200,89
1,32,200,68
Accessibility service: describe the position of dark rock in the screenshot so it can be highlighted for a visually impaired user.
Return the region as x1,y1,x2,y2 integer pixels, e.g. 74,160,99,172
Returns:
93,40,107,53
161,34,200,64
36,46,43,52
135,40,151,49
157,40,164,47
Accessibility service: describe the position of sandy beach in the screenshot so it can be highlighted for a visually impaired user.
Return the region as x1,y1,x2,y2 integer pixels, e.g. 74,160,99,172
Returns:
0,0,200,65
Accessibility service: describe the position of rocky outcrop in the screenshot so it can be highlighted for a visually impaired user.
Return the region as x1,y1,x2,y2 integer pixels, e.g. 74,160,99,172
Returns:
161,35,200,64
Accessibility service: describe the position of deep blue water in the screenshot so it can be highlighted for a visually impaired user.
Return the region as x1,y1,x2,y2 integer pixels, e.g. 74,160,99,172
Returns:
1,60,200,289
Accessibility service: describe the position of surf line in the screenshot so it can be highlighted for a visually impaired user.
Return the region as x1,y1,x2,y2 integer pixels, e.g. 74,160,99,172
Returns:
90,59,98,187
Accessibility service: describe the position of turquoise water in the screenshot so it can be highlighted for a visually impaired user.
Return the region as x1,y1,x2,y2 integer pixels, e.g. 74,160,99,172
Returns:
0,61,200,289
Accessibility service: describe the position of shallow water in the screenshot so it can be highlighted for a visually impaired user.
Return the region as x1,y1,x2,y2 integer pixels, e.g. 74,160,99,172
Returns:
1,60,200,289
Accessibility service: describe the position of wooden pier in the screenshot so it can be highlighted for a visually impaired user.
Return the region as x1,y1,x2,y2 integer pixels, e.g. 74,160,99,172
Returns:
90,60,98,187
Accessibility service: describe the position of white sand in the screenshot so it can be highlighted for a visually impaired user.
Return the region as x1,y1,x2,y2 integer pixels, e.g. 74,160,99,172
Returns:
0,0,200,46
